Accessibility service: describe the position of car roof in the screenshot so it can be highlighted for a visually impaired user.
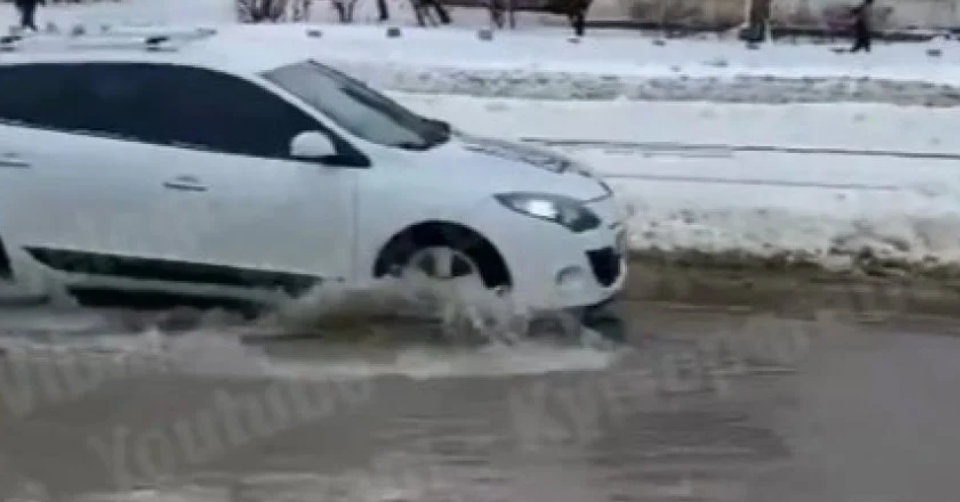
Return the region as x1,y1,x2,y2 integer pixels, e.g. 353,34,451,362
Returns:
0,24,323,76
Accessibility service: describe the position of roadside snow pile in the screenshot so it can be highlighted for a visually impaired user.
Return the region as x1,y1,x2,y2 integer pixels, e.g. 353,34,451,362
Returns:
337,61,960,106
574,145,960,277
620,202,960,278
276,25,960,105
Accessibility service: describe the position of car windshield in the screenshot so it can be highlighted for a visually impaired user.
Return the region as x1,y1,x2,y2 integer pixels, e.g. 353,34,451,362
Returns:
260,60,450,151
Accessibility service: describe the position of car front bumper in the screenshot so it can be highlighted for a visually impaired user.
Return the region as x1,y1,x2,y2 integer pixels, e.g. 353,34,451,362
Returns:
478,194,630,312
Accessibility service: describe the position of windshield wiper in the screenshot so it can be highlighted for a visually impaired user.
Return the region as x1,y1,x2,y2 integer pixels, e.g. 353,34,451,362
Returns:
424,118,451,136
421,119,451,148
390,119,451,151
427,117,450,129
392,141,431,151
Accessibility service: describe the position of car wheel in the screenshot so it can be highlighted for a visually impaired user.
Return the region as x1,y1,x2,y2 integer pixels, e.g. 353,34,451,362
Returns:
398,245,517,343
375,222,511,290
399,245,487,296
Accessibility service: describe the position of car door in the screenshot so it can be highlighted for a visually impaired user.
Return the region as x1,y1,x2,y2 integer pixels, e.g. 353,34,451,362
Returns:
0,62,362,297
0,63,173,291
92,63,363,295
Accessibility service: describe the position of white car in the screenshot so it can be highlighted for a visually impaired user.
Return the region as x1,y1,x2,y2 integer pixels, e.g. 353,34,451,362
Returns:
0,26,628,321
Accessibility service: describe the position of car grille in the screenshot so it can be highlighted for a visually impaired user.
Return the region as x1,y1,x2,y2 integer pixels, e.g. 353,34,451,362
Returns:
586,247,622,287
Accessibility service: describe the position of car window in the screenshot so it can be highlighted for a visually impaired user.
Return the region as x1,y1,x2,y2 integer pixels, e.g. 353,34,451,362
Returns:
0,64,94,131
261,60,450,151
81,63,337,159
0,62,368,164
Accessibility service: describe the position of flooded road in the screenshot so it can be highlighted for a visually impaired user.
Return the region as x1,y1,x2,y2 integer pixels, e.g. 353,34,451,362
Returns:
1,301,959,502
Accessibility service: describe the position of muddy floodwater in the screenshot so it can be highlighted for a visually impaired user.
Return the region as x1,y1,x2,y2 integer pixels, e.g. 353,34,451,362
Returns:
0,279,959,502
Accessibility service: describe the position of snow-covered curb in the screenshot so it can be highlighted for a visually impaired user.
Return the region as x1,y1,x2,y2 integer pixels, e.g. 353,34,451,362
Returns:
581,151,960,278
261,24,960,106
334,61,960,106
620,207,960,279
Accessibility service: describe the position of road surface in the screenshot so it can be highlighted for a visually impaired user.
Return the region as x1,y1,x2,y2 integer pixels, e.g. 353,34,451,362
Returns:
0,292,958,502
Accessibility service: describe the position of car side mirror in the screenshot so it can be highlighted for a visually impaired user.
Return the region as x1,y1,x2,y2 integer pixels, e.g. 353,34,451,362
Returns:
290,131,337,161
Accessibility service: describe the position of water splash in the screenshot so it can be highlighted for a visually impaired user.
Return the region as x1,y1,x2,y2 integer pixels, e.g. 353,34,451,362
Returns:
0,276,625,383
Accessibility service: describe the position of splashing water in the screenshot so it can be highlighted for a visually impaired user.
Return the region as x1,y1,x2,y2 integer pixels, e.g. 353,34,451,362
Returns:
0,276,626,382
253,275,539,343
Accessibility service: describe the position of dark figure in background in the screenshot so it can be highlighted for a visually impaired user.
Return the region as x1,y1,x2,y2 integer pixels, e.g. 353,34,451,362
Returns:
849,0,873,53
14,0,43,32
568,0,589,36
377,0,389,21
415,0,451,25
377,0,450,25
545,0,589,37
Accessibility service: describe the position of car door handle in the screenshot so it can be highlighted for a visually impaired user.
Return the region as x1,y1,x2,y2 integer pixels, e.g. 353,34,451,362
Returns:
0,153,31,169
163,175,207,192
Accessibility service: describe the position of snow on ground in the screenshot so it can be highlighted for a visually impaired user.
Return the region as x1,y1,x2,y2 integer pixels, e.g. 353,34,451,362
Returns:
289,27,960,105
164,22,960,106
393,93,960,273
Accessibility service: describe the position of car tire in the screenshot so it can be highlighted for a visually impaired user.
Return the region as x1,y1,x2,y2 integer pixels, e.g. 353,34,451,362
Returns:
374,222,511,290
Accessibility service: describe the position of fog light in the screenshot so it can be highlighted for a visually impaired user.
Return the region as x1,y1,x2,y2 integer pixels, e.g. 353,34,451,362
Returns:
556,266,588,291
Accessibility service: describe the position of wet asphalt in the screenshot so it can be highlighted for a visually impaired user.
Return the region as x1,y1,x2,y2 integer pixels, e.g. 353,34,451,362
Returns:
0,301,959,502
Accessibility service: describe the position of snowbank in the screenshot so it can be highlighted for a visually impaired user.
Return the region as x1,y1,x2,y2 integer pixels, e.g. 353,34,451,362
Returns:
179,23,960,106
339,63,960,106
304,30,960,105
212,23,960,105
85,19,954,105
393,93,960,275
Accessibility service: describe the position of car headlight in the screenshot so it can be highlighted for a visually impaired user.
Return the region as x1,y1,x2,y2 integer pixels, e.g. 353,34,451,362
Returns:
494,192,601,233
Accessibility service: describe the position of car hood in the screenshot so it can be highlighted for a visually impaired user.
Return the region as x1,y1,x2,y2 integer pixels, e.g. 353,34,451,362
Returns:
428,132,612,201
